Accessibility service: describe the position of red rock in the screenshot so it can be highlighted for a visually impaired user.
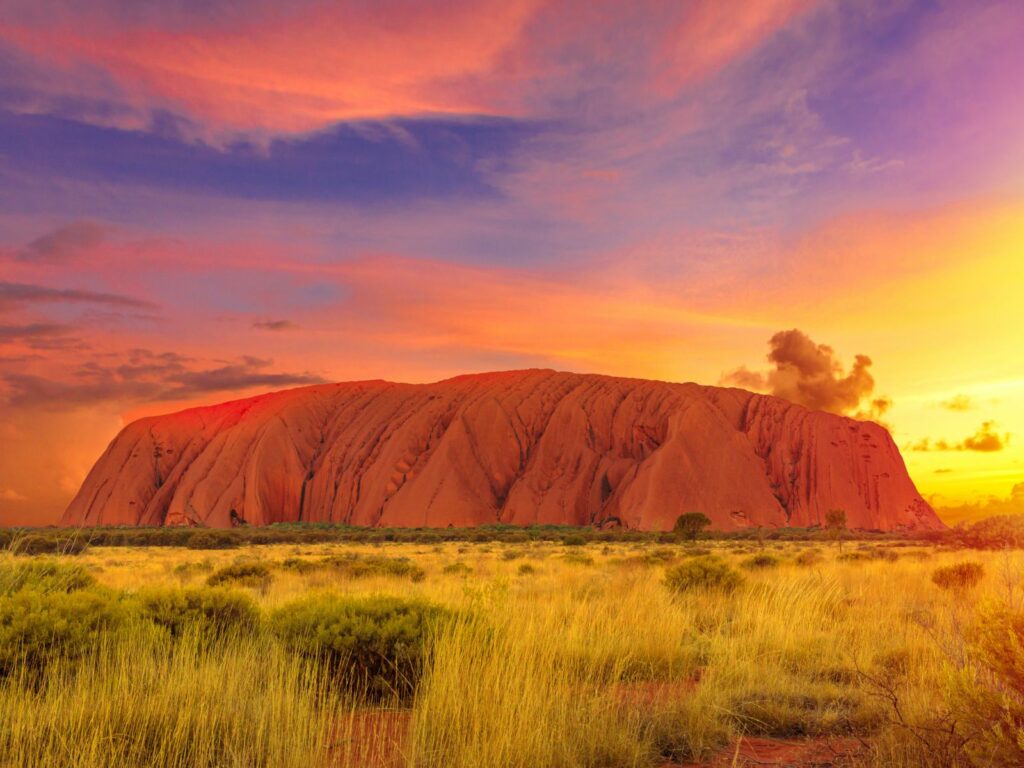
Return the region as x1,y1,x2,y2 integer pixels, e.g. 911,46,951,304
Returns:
60,369,942,531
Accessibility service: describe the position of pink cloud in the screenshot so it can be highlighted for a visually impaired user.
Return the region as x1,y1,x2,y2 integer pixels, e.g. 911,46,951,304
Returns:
0,0,816,139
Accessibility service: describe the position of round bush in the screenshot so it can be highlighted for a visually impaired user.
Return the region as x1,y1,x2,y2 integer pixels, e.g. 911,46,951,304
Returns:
663,556,743,595
794,549,823,567
442,562,473,577
932,562,985,591
741,553,781,570
322,554,425,582
0,589,128,677
138,587,260,640
270,596,447,700
517,563,536,576
206,561,273,590
279,557,318,574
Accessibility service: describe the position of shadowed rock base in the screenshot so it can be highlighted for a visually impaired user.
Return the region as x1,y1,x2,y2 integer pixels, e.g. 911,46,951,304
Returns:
62,369,941,531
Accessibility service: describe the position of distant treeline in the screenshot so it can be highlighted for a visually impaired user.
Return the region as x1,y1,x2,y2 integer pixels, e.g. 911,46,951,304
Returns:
3,518,1011,553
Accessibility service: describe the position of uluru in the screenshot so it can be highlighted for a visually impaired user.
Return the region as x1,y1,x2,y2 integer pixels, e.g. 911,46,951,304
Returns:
61,370,941,531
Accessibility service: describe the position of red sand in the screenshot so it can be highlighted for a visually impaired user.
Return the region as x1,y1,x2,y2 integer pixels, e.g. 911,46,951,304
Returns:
672,736,865,767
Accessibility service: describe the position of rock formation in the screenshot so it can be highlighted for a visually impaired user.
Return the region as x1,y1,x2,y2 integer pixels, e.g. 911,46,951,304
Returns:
61,369,942,531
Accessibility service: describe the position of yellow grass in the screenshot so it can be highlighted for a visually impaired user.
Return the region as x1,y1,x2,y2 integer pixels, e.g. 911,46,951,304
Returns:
1,538,1018,767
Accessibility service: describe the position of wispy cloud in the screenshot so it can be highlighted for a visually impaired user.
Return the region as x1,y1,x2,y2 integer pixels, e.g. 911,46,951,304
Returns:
253,319,298,331
0,348,326,409
16,220,106,262
0,281,156,311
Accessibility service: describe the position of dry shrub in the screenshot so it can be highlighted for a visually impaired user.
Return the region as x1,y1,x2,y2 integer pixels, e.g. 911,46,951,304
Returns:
663,557,742,595
442,562,473,577
932,562,985,592
206,561,273,590
322,553,425,582
795,549,823,567
741,553,781,570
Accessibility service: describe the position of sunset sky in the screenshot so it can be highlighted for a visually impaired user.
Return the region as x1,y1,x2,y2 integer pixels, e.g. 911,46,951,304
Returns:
1,0,1022,526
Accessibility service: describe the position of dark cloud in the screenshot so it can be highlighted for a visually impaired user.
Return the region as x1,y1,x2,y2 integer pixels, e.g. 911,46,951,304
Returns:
939,394,973,411
0,349,327,410
720,329,884,417
0,281,156,311
17,220,106,262
253,319,298,331
0,322,84,351
907,421,1010,452
0,323,73,341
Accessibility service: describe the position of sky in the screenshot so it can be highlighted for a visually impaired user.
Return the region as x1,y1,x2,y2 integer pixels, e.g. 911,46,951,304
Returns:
1,0,1023,526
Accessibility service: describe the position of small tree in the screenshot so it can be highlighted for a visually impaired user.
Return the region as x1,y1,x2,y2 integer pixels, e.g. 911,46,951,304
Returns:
825,508,847,553
674,512,711,543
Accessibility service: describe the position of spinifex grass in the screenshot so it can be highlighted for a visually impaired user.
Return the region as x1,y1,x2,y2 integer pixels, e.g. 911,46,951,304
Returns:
0,540,1021,767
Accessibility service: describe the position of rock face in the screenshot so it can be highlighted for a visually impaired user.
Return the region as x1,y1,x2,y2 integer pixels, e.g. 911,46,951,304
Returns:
61,370,942,531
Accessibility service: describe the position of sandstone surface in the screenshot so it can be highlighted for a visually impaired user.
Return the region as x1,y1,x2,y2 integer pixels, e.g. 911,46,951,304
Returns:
61,370,941,531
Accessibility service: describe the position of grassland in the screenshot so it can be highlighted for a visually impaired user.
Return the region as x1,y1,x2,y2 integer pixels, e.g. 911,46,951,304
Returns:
1,532,1022,767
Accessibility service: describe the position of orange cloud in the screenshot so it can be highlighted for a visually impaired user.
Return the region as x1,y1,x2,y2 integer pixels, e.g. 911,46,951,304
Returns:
908,422,1010,453
939,394,974,411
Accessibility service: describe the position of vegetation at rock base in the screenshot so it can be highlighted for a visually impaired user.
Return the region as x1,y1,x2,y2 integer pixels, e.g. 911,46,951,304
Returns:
673,512,712,542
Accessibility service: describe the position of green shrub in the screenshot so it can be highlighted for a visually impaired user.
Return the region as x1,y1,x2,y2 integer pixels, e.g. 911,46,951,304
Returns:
563,552,594,566
279,557,318,574
322,554,425,582
680,546,712,558
932,562,984,591
0,559,95,596
517,563,536,576
270,596,446,700
11,534,88,556
741,553,781,570
663,557,743,595
562,534,587,547
185,530,238,550
137,587,259,641
0,589,127,677
172,560,213,579
206,562,273,590
673,512,711,541
442,562,473,577
500,549,525,561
